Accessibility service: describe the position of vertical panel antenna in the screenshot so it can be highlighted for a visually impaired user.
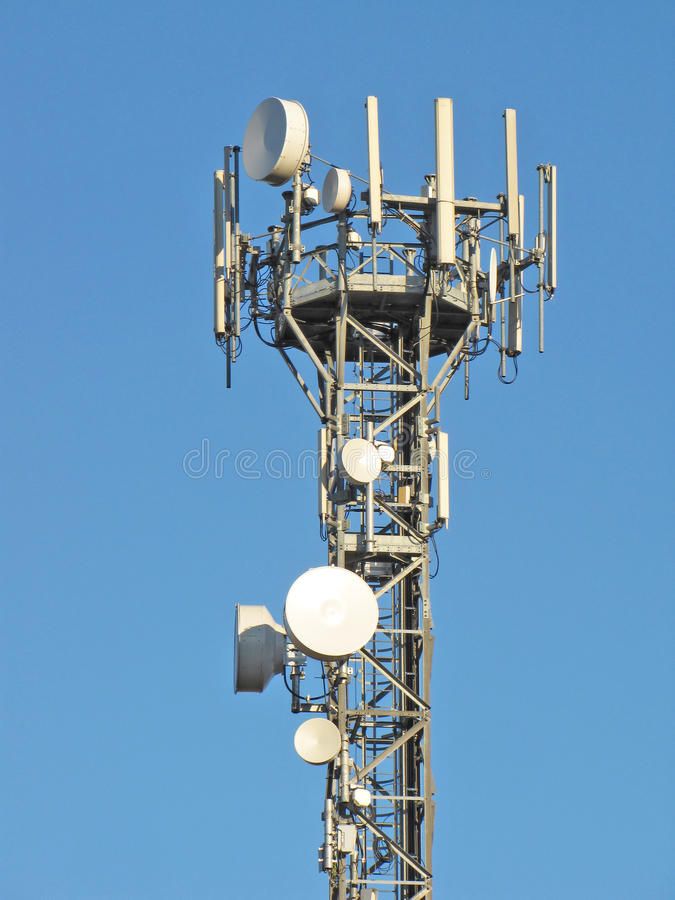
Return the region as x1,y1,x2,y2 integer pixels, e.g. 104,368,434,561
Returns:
365,96,382,233
434,98,456,265
213,169,225,338
504,109,520,240
547,164,557,291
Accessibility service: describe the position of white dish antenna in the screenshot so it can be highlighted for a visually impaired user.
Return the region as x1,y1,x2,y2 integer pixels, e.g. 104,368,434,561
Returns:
243,97,310,186
488,248,497,305
294,717,341,765
284,566,379,662
376,442,395,465
234,604,286,693
340,438,382,485
351,787,372,808
322,167,352,213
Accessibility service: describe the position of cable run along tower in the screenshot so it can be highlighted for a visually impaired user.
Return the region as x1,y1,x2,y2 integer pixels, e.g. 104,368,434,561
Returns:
213,96,558,900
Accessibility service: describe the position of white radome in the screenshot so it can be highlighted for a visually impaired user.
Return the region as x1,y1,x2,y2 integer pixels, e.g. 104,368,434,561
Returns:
376,443,395,465
351,787,372,808
284,566,379,662
340,438,382,485
234,604,286,693
322,167,352,213
294,717,342,765
243,97,309,186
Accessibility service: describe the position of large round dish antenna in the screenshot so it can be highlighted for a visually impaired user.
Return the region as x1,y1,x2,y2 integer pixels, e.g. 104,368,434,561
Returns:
322,167,352,213
243,98,310,186
340,437,382,485
294,718,341,765
284,566,378,662
234,604,286,693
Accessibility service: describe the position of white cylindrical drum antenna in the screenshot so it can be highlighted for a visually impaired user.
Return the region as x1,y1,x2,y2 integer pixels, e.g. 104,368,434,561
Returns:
234,604,286,693
322,167,352,213
243,98,310,186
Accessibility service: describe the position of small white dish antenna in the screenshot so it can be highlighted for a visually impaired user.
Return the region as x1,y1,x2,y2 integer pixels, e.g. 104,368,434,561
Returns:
322,167,352,213
375,442,395,465
234,604,286,693
243,97,310,186
284,566,379,662
488,248,497,305
340,438,382,485
351,786,372,808
294,717,341,765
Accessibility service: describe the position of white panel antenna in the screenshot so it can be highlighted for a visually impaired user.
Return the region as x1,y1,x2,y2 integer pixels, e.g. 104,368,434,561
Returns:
548,164,557,290
504,108,520,239
434,98,456,265
488,248,498,304
437,431,450,526
365,96,382,232
213,169,225,336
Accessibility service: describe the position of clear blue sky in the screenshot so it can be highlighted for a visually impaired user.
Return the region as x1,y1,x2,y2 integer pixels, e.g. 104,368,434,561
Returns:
2,2,673,898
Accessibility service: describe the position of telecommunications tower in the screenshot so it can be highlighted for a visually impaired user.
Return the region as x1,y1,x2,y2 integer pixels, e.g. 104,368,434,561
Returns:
213,96,558,900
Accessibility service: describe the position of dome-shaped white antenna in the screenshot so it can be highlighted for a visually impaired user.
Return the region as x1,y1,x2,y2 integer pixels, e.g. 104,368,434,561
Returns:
340,438,382,485
284,566,378,662
294,718,341,765
243,97,310,186
234,604,286,692
322,167,352,213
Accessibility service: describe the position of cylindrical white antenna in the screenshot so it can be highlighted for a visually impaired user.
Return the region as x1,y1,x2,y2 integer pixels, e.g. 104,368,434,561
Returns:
434,98,456,265
234,604,286,693
322,167,352,213
243,98,309,186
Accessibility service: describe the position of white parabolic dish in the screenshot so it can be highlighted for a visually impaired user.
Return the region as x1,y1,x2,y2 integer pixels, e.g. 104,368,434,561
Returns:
243,97,310,186
340,438,382,485
284,566,379,661
294,717,341,765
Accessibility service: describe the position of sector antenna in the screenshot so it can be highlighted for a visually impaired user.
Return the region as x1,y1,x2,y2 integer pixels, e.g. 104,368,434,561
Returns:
212,95,559,899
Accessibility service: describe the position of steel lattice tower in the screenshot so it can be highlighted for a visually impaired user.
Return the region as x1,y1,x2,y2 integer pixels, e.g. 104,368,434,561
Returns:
214,96,557,900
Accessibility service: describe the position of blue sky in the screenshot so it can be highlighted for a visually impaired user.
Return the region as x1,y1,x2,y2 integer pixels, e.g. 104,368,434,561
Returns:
2,1,674,898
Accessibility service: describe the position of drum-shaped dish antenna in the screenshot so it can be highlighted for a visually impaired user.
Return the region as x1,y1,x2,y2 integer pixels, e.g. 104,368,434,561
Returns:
322,167,352,213
243,97,310,186
234,604,286,693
